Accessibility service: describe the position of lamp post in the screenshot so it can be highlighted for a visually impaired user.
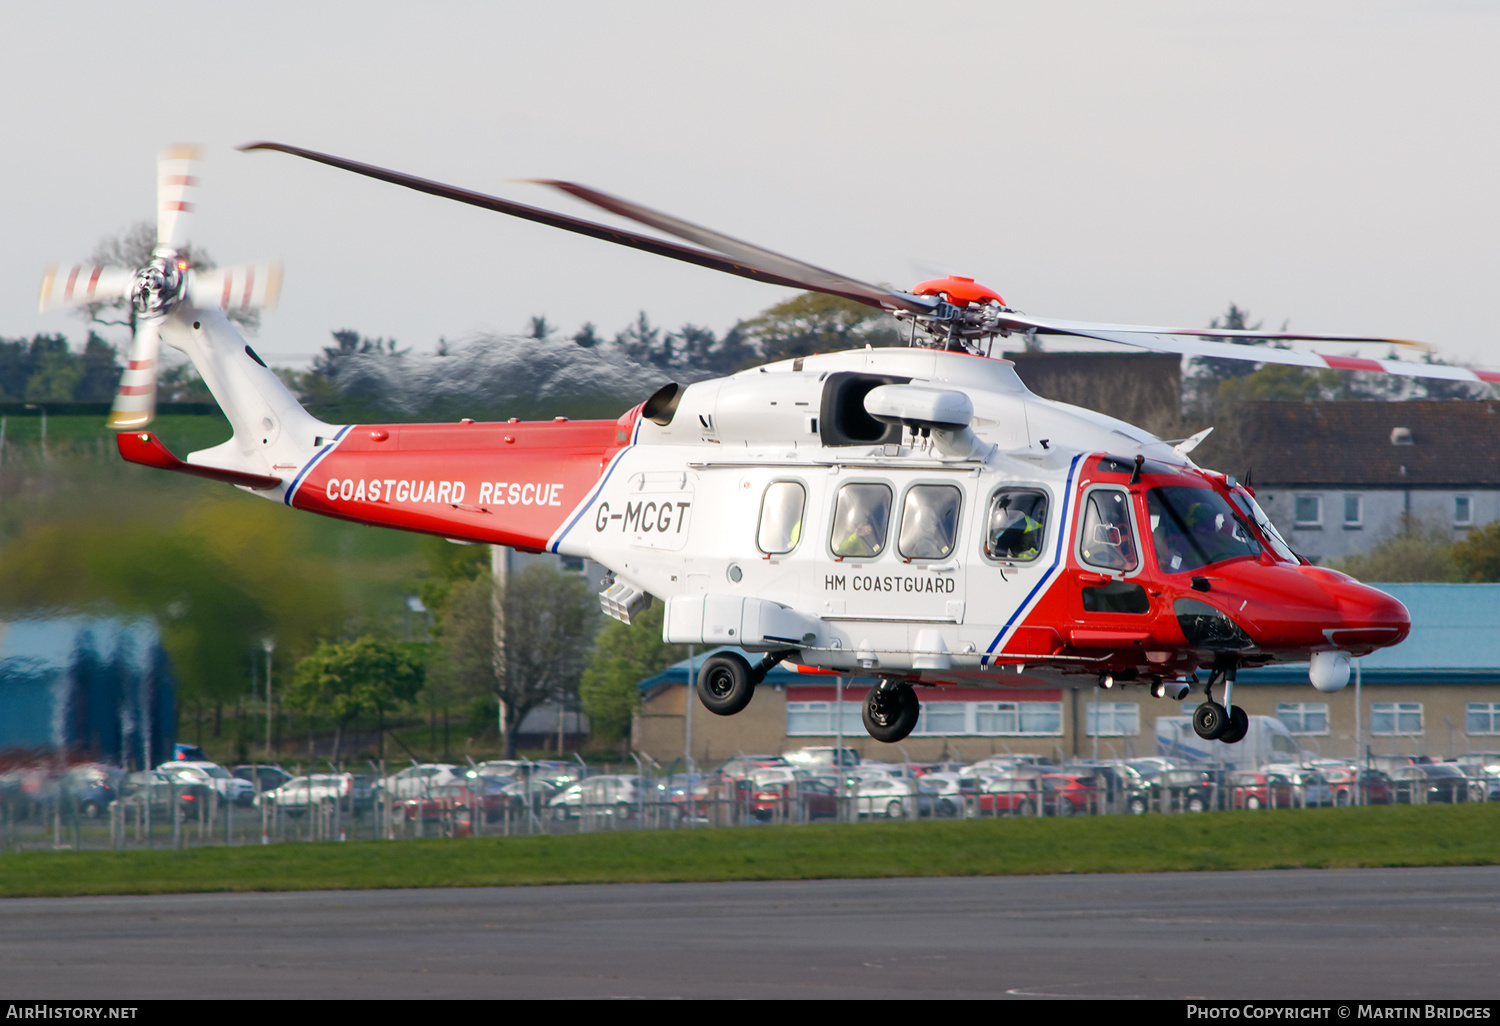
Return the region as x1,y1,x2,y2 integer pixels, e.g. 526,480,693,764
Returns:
262,637,276,761
23,404,45,461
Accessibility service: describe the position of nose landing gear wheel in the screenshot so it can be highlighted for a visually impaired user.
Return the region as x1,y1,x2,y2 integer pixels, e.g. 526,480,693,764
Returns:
1192,701,1228,740
1219,704,1249,744
696,652,755,716
863,682,920,743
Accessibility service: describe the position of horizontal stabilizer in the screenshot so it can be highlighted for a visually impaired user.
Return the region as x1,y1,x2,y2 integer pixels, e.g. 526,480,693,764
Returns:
117,431,282,490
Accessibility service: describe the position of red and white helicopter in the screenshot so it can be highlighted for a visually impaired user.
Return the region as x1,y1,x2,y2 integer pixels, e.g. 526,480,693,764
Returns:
44,144,1497,746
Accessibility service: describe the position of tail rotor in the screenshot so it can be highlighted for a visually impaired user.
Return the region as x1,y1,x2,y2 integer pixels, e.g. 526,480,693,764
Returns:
40,144,282,430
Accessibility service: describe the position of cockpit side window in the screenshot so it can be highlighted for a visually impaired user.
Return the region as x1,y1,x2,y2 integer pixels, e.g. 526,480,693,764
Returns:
986,489,1048,562
898,485,962,560
1078,488,1139,573
830,483,892,558
758,481,806,555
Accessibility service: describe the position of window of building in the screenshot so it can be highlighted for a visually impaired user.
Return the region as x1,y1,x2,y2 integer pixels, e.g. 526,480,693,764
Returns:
1466,703,1500,735
1455,496,1473,527
787,700,1062,737
1294,495,1322,528
985,489,1049,562
830,483,892,559
898,484,962,560
1085,702,1140,737
757,481,806,554
1370,702,1423,736
1276,702,1329,735
1343,494,1362,529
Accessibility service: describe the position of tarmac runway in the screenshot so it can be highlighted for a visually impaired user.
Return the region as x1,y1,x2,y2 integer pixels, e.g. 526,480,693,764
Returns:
2,866,1498,999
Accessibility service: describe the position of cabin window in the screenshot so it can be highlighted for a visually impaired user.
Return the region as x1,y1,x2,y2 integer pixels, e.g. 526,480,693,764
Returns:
898,485,962,560
1146,486,1260,574
830,483,892,559
758,481,807,555
1078,488,1139,573
985,489,1048,562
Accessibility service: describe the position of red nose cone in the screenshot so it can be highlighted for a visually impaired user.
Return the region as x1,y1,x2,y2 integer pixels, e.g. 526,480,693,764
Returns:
1302,570,1404,648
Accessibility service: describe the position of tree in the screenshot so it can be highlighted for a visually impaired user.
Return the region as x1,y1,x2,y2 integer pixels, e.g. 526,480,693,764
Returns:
1453,521,1500,582
286,635,424,765
579,602,688,747
1329,516,1458,583
735,292,901,363
432,563,599,757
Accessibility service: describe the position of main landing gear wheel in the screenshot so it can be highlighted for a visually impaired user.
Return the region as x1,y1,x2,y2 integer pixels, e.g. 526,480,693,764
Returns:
1193,701,1228,740
1220,705,1249,744
863,682,919,743
696,652,755,716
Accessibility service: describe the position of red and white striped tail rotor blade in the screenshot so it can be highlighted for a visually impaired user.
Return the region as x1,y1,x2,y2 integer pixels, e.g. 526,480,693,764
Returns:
187,260,282,313
108,316,162,431
38,263,133,310
157,144,202,254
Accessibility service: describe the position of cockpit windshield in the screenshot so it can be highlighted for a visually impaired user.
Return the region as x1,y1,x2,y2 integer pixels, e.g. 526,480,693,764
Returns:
1147,486,1261,574
1228,489,1299,563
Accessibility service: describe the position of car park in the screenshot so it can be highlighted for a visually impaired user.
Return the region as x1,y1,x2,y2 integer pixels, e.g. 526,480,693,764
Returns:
916,773,964,819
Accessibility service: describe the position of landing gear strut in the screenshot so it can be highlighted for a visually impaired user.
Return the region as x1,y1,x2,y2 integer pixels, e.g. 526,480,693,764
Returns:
863,680,920,743
1193,663,1248,743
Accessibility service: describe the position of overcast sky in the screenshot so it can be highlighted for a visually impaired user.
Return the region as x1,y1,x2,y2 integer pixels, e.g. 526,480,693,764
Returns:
2,1,1497,371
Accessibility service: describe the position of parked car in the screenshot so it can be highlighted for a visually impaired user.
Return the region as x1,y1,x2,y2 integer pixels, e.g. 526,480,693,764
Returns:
916,773,964,819
1039,773,1100,816
1154,768,1229,812
157,761,256,807
380,763,465,798
122,770,215,817
1391,763,1470,804
1357,768,1395,805
964,775,1042,817
259,774,356,815
232,765,295,794
549,775,644,819
853,776,915,819
1227,771,1298,810
62,763,125,817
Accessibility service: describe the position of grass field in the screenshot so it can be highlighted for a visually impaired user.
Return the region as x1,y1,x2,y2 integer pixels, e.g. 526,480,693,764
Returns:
3,804,1497,899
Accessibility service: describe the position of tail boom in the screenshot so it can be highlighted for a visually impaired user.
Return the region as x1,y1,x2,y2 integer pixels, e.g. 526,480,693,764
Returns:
287,419,626,550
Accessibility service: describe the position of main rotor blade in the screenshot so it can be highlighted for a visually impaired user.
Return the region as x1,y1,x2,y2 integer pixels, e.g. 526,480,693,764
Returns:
157,144,201,255
997,312,1500,386
239,141,857,301
530,179,932,316
108,316,162,430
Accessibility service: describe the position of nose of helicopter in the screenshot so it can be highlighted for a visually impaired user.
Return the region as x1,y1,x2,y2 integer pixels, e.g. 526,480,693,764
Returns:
1314,568,1411,651
1195,563,1410,657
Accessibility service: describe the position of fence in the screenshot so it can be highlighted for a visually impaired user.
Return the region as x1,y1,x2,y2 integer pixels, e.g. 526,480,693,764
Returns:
0,765,1493,853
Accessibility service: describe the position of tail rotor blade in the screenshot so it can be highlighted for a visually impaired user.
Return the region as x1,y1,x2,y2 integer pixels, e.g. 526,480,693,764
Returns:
157,144,202,254
187,260,283,313
38,263,133,310
108,316,162,431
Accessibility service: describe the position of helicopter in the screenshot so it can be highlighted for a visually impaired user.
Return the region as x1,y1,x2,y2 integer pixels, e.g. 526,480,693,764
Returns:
43,144,1495,747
